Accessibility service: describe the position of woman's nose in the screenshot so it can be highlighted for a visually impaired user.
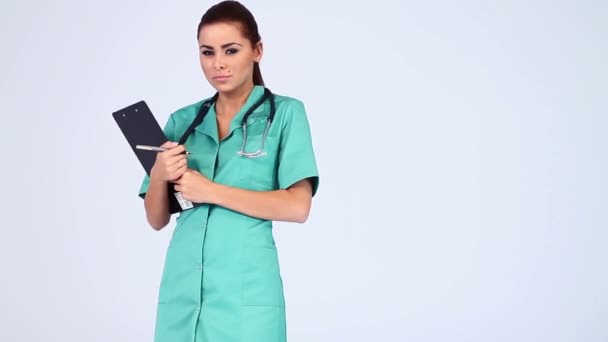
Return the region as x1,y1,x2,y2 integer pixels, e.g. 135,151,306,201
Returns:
214,56,226,70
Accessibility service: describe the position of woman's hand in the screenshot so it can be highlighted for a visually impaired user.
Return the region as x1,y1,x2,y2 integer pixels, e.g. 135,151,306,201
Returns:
174,169,216,203
150,141,188,183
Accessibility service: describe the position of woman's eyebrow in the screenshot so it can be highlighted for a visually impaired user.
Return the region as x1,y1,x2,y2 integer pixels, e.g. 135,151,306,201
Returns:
200,42,243,49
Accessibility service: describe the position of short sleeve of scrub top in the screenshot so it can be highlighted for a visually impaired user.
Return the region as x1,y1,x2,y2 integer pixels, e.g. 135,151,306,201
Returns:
276,99,319,196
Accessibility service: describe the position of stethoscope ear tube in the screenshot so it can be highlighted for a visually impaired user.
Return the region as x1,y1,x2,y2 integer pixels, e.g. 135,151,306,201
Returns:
178,93,218,145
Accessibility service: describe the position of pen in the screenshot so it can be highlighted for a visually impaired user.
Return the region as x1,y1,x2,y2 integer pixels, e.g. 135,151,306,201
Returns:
136,144,192,155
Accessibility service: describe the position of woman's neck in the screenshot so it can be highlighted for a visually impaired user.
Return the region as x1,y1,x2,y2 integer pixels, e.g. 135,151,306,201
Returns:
216,82,255,119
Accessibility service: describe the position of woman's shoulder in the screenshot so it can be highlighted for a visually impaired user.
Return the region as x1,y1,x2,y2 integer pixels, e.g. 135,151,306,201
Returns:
168,97,213,123
271,91,309,125
272,91,305,108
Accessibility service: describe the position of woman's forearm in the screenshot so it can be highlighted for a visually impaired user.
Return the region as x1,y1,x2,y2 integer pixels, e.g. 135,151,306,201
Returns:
210,180,313,223
144,176,171,230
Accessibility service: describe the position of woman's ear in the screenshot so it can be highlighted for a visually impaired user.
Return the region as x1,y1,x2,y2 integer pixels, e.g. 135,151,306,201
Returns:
253,41,263,63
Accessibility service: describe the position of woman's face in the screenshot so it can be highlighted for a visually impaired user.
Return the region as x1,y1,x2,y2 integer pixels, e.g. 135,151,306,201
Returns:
198,22,262,94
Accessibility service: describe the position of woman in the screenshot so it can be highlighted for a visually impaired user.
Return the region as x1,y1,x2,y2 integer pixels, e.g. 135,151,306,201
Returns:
137,1,319,341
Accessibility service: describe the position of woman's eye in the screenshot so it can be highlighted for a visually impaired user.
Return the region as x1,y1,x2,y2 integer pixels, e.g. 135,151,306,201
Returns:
226,48,239,55
201,50,213,56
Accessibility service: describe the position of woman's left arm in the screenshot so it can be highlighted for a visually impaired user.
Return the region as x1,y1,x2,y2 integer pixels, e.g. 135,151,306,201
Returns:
174,169,313,223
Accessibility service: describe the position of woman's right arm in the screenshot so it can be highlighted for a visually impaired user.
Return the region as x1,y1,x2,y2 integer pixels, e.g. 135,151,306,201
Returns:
144,142,188,230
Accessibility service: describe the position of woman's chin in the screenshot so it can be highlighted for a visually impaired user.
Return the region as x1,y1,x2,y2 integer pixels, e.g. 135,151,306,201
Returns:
212,80,251,94
212,81,236,92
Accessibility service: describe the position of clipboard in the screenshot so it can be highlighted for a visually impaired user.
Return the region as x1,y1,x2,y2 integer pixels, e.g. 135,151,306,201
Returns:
112,100,196,214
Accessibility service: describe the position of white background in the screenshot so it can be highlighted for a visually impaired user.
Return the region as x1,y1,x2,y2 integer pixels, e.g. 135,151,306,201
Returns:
1,0,606,341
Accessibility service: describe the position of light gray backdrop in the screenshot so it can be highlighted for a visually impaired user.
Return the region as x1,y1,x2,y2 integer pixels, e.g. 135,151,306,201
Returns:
1,0,606,341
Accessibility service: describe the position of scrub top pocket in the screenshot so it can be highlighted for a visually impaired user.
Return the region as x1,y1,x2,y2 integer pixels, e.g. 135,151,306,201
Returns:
236,135,279,191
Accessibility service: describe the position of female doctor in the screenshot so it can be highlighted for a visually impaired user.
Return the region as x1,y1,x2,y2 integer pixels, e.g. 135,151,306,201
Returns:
137,1,319,341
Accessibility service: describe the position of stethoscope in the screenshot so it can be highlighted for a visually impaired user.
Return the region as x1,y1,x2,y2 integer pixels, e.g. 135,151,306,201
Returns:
177,87,275,158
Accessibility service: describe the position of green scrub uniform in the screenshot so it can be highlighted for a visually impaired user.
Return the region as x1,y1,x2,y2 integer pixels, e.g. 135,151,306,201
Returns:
138,85,319,342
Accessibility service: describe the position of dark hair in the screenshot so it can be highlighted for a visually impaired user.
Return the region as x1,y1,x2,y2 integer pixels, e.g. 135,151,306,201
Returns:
197,1,264,86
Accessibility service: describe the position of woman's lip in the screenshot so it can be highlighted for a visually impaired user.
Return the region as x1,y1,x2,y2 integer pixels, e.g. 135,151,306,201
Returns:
214,75,231,80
